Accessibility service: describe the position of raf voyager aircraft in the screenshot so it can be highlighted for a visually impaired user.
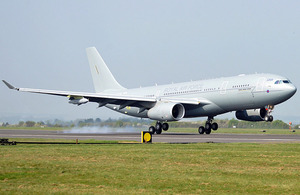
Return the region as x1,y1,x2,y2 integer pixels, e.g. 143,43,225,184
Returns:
3,47,297,134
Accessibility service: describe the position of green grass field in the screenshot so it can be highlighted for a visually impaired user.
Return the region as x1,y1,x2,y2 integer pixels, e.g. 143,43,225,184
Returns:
1,142,299,194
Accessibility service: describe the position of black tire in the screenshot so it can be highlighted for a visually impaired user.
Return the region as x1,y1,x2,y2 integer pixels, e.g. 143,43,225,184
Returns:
212,122,218,131
156,122,162,131
268,115,273,122
198,126,205,134
149,126,156,134
205,128,211,134
162,123,169,131
205,122,212,131
156,128,162,134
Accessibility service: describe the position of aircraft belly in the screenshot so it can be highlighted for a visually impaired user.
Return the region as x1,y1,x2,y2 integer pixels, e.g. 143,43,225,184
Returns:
184,104,226,118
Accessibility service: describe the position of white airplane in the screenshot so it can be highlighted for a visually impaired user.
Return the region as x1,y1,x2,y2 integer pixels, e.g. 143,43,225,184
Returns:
3,47,297,134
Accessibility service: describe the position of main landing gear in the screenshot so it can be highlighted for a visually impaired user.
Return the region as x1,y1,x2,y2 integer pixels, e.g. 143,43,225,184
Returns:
198,117,218,134
149,121,169,134
149,118,219,135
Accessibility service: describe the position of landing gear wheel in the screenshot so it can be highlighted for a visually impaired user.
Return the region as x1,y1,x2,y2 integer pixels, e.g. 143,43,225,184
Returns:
198,126,205,134
156,122,162,131
212,122,218,131
205,128,211,134
149,126,156,134
155,122,162,134
162,123,169,131
205,123,212,131
156,128,162,134
265,115,274,122
268,115,273,122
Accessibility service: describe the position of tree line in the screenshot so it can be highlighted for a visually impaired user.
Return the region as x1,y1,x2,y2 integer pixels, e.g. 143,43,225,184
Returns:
167,119,291,129
1,118,297,129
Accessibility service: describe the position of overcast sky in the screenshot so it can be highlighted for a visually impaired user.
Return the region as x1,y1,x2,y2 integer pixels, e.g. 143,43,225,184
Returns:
0,1,299,123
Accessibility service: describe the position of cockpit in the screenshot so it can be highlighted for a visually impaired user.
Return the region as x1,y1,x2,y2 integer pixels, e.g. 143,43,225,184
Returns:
274,80,292,84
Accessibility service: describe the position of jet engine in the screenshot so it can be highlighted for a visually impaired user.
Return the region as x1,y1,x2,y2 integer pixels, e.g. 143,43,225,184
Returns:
235,108,267,122
147,102,185,121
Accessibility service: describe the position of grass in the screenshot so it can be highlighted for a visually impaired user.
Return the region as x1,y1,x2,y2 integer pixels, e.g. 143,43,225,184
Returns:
1,142,300,194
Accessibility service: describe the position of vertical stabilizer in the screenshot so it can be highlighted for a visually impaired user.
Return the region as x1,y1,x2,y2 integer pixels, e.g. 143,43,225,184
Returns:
86,47,126,93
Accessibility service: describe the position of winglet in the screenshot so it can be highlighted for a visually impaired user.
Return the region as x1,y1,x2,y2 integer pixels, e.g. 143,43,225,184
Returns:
2,80,18,90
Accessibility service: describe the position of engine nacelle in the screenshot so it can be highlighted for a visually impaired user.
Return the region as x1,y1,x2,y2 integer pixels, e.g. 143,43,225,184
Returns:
68,96,89,105
235,108,267,122
147,102,185,121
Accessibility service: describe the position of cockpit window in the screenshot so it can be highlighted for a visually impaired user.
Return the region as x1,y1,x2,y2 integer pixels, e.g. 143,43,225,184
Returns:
274,80,291,84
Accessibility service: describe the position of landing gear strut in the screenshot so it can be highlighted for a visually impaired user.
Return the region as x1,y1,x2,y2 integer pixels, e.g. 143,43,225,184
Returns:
149,121,169,134
198,117,218,134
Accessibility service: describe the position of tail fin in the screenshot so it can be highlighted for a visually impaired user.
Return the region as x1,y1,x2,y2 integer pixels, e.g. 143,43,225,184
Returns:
86,47,126,93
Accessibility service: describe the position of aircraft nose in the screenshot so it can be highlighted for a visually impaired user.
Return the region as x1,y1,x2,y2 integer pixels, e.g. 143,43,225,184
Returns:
287,84,297,97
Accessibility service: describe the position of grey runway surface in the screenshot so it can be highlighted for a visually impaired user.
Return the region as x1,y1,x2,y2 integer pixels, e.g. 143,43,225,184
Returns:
1,129,300,143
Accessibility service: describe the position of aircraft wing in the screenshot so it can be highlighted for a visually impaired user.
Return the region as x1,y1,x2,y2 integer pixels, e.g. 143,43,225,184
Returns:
3,80,157,108
2,80,210,108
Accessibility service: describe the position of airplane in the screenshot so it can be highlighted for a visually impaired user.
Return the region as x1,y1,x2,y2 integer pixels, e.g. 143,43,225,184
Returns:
2,47,297,134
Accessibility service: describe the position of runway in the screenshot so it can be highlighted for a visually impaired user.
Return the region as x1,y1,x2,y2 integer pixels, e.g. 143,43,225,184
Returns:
1,129,300,143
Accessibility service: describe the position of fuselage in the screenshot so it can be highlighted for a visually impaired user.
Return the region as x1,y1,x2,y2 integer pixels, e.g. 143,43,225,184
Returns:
105,73,297,119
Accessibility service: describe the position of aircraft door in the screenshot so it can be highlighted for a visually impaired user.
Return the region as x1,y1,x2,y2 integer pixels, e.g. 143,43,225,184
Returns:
252,77,267,102
220,81,228,94
255,77,266,92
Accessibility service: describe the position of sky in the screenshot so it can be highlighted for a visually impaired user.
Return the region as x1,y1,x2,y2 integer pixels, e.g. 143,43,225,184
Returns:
0,0,299,123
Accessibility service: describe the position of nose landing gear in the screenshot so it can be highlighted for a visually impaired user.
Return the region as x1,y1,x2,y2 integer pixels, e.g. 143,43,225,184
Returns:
198,117,218,134
265,105,274,122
